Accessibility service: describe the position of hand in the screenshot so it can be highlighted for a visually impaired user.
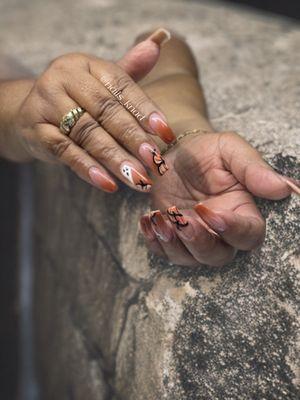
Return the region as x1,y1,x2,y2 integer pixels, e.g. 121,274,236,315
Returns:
14,29,174,193
140,131,299,267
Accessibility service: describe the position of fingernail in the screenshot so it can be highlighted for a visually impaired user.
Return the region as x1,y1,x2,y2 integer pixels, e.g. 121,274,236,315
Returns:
166,206,195,241
166,206,188,230
88,166,118,193
148,112,176,144
150,210,173,242
148,28,171,46
139,215,156,241
139,143,169,176
280,176,300,196
121,162,152,192
194,204,227,233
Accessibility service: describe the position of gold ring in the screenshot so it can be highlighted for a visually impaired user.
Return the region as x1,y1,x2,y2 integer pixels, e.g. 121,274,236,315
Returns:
59,107,85,135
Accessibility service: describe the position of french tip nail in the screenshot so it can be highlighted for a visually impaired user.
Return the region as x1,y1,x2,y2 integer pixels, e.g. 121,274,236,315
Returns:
148,28,171,46
281,176,300,196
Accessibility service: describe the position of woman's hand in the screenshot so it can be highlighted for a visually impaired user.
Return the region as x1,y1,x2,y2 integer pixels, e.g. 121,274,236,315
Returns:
140,131,299,267
13,29,174,192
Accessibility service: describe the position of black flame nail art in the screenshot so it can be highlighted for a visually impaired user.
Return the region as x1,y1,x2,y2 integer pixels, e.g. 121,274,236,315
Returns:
151,148,168,176
167,206,188,230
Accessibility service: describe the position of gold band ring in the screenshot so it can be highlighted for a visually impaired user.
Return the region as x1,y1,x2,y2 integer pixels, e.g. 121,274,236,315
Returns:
59,107,85,135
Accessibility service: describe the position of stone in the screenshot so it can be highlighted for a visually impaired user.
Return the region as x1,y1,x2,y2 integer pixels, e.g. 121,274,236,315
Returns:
0,0,299,399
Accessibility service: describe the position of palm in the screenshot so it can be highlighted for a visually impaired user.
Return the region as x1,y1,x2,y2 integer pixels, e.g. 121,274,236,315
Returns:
151,133,253,213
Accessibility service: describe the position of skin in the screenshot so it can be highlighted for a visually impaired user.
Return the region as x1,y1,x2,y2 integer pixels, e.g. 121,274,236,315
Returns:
0,29,175,193
0,30,298,267
137,33,298,267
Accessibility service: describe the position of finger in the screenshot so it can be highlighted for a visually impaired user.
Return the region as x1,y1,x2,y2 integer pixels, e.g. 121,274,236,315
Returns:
37,123,117,193
166,206,236,266
194,203,266,251
43,93,153,193
67,72,169,176
149,210,198,266
117,28,171,81
220,132,300,199
139,215,166,257
68,113,153,192
88,59,176,143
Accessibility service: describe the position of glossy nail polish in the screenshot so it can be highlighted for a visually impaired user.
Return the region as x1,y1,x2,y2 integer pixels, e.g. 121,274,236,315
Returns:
139,143,169,176
194,204,226,233
166,206,196,241
166,206,189,230
148,28,171,46
121,162,152,192
139,215,156,241
88,167,117,193
150,210,173,242
148,112,176,144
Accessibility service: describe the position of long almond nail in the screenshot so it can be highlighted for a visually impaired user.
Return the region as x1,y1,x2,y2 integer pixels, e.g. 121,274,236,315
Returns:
139,143,169,176
166,206,196,241
194,204,227,233
280,176,300,196
88,167,118,193
148,28,171,46
148,112,176,144
121,162,152,192
139,215,156,241
150,210,173,242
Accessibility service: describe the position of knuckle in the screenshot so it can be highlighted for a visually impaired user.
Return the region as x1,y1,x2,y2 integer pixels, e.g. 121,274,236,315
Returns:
94,96,120,123
71,117,98,147
118,123,140,144
35,73,58,99
114,74,132,92
42,135,72,159
98,143,119,162
49,53,87,71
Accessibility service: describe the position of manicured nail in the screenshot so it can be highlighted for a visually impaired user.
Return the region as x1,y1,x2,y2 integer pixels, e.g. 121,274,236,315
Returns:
194,204,227,233
148,112,176,144
166,206,188,230
139,215,156,241
139,143,169,176
88,166,118,193
280,176,300,196
166,206,195,241
148,28,171,46
150,210,173,242
121,162,152,192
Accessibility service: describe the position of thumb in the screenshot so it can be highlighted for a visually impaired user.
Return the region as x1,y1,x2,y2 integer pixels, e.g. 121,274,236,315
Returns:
220,132,300,200
117,28,171,82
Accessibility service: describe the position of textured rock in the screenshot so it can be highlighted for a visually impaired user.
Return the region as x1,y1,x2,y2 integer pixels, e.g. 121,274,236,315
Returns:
1,0,299,399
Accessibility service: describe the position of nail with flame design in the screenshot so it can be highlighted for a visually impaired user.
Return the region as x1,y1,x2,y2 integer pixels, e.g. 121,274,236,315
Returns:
121,162,152,192
150,210,173,242
139,143,168,176
166,206,189,230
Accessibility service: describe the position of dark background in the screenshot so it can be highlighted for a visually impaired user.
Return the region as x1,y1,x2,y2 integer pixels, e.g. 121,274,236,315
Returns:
226,0,300,19
0,1,298,399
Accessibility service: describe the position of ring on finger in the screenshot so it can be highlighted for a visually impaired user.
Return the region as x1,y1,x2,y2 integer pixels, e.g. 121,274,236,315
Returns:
60,107,85,135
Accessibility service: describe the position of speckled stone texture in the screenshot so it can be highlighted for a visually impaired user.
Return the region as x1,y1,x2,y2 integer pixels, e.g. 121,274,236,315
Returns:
1,0,299,399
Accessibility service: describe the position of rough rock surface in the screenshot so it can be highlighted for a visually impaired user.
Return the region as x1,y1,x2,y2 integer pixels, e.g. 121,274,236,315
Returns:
1,0,299,399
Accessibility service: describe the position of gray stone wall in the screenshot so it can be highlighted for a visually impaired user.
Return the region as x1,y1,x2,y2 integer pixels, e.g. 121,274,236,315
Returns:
1,0,299,398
